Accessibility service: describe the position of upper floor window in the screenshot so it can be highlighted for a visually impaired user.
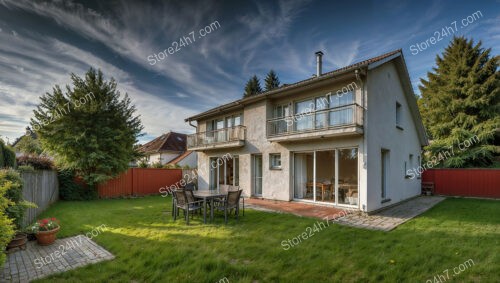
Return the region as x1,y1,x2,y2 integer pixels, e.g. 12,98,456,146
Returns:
396,102,402,129
329,91,354,108
274,104,290,118
207,113,243,131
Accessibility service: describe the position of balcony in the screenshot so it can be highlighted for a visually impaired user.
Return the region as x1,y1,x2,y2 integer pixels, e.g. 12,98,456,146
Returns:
266,103,363,142
187,125,246,151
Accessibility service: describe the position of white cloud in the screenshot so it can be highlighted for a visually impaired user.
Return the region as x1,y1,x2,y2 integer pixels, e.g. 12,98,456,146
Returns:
0,28,196,143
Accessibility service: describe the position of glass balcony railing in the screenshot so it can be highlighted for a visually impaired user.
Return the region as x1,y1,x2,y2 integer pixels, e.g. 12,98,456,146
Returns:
187,125,246,149
267,103,363,137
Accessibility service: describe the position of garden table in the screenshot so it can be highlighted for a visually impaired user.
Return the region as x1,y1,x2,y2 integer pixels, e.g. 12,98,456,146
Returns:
192,190,226,224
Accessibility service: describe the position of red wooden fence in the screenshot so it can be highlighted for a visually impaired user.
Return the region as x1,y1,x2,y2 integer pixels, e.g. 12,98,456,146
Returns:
422,169,500,198
98,168,182,198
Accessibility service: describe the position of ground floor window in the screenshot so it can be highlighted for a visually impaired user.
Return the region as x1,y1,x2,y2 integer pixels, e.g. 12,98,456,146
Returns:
209,155,239,190
293,148,358,206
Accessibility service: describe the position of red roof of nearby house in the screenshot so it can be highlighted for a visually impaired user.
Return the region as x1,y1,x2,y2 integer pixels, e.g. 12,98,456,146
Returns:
138,131,187,154
167,150,193,165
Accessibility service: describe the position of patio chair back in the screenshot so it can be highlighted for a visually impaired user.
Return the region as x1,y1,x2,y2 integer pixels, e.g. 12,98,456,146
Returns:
226,190,242,208
184,183,196,191
174,189,188,207
185,189,196,203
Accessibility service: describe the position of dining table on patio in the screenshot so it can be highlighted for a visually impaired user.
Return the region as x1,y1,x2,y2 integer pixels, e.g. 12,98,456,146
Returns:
192,190,227,224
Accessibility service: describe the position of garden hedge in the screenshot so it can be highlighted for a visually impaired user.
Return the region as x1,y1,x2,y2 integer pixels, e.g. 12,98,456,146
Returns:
0,170,16,267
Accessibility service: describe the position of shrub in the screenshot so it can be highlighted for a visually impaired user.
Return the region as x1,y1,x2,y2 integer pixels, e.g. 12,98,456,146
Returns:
58,170,97,201
151,162,163,168
0,139,16,168
137,160,149,168
17,165,35,173
0,180,15,267
0,169,36,230
16,155,54,170
163,164,175,169
3,147,16,168
0,140,4,168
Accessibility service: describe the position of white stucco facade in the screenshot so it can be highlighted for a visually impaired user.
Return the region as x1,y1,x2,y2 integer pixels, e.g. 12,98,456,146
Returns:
187,52,427,213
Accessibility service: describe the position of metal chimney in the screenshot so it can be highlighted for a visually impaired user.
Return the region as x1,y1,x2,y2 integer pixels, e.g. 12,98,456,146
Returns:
315,51,323,77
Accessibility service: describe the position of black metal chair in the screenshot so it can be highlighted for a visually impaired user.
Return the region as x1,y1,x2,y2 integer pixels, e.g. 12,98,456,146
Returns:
172,189,203,224
214,190,243,224
184,183,196,191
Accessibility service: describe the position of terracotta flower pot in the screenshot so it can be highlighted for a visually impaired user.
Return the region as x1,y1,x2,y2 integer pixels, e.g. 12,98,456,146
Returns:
7,232,28,251
36,226,60,246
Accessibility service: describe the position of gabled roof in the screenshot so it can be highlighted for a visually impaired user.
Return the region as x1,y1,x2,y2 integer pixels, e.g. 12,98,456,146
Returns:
185,49,402,122
167,150,193,165
138,131,187,154
184,49,428,146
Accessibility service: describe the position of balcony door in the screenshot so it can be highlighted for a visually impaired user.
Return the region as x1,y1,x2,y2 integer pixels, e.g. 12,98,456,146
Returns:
209,155,239,190
252,154,263,196
215,119,224,142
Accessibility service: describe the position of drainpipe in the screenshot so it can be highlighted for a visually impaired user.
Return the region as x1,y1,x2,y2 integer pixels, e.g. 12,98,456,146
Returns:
188,120,197,130
356,69,367,213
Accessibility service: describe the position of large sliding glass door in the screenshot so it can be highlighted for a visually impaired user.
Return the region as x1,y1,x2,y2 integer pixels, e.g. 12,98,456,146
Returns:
209,155,239,190
293,148,358,207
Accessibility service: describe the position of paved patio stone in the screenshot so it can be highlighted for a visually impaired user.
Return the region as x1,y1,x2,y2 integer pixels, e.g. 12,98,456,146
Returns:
1,235,114,283
332,196,446,231
245,198,353,219
246,196,445,231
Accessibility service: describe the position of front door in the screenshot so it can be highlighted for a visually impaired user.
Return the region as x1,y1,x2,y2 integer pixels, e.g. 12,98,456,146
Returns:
253,155,263,196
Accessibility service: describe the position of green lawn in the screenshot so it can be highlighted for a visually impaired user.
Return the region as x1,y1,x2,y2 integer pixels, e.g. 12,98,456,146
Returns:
33,196,499,283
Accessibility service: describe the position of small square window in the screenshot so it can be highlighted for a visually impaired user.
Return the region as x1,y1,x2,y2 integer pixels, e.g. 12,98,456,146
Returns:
270,153,281,169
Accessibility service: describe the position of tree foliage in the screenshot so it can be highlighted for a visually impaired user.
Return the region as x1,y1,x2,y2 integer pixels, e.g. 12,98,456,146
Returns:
0,169,36,230
14,134,42,156
264,70,280,91
243,75,262,97
418,37,500,167
0,139,16,168
31,68,144,185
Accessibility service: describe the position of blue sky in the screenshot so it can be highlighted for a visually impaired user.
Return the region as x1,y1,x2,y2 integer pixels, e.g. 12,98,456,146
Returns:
0,0,498,144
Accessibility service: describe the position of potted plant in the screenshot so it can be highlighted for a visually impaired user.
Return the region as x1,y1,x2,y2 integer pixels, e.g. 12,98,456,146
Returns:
30,217,60,245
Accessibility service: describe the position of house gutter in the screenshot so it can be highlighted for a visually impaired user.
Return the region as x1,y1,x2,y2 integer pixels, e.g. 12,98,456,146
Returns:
188,120,197,130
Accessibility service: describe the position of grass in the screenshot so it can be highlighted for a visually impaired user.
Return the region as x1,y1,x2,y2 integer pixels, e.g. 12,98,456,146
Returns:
32,196,499,282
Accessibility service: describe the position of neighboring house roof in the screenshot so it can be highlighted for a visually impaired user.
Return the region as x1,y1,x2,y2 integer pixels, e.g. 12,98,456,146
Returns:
184,49,429,146
138,131,187,154
167,150,193,165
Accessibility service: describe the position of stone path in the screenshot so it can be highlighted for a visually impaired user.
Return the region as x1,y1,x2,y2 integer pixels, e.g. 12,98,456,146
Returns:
332,196,446,231
1,235,114,283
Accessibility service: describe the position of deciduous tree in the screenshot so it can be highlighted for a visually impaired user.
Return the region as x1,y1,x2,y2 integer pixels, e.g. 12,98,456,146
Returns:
31,68,144,186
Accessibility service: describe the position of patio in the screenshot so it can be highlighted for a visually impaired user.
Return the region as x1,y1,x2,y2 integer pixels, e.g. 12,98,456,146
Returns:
0,235,114,282
245,196,446,231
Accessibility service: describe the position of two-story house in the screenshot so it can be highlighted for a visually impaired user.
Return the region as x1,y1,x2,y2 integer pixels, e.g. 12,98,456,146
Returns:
185,49,428,213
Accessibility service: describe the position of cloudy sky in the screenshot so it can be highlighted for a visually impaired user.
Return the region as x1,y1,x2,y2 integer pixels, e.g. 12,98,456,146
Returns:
0,0,498,144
